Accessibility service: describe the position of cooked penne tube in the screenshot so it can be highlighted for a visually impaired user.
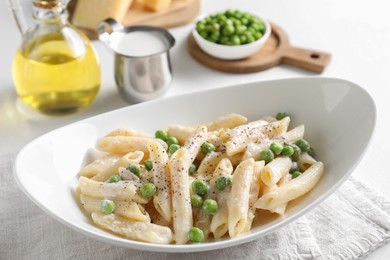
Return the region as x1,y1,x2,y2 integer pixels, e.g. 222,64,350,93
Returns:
97,136,167,154
195,158,233,238
298,152,317,172
147,140,172,223
104,128,151,138
92,151,144,182
78,176,149,204
260,157,292,187
208,158,234,239
196,152,224,180
203,113,247,131
169,148,193,244
91,212,173,244
79,154,120,178
281,124,304,144
166,114,247,145
254,161,324,212
243,160,265,232
242,141,272,161
166,124,196,145
228,158,255,238
225,117,290,156
80,194,150,222
183,126,208,161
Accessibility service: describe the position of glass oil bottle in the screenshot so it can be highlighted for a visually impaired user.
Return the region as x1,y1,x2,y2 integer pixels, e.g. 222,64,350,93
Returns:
10,0,100,115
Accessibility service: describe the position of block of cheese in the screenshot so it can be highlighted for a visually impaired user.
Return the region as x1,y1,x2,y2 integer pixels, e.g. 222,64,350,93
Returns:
137,0,172,12
72,0,134,30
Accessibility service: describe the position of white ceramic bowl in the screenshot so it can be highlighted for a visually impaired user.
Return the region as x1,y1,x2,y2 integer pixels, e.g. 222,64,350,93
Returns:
192,14,271,60
14,77,376,253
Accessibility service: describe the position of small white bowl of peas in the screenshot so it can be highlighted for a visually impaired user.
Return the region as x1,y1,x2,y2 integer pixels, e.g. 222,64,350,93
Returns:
192,9,271,60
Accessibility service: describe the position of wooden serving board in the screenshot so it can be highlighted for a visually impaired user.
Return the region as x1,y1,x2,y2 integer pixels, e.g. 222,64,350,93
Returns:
68,0,200,39
188,22,331,74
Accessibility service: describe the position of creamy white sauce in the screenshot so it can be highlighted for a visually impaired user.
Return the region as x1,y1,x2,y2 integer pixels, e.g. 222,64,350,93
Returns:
114,31,168,57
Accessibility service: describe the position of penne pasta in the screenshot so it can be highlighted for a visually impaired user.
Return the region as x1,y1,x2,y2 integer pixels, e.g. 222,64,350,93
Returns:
243,160,265,232
79,154,120,178
195,158,233,238
147,140,172,223
203,113,247,131
76,113,324,244
91,212,173,244
169,148,193,244
92,151,144,182
260,156,292,187
104,128,151,138
97,136,167,155
80,194,150,222
297,152,317,172
228,158,255,238
78,176,149,204
281,124,304,144
254,162,324,213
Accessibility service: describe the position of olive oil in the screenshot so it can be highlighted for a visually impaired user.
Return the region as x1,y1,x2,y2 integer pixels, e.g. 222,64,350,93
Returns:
13,33,100,115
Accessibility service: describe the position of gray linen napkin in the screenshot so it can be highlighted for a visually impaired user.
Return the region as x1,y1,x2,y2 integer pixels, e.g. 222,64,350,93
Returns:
1,152,389,260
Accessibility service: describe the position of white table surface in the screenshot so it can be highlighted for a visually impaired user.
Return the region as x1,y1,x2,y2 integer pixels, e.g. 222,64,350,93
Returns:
1,0,389,258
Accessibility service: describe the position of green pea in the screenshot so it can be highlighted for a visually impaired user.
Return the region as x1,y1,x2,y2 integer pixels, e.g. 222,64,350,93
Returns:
169,144,180,155
106,175,122,183
202,199,218,215
225,9,235,17
231,35,241,45
281,145,294,156
257,22,266,33
247,35,255,43
140,183,156,199
144,159,153,171
191,194,203,208
295,139,311,153
232,18,242,26
291,171,301,179
99,199,115,214
239,35,247,44
188,163,198,175
196,22,206,32
199,31,208,39
127,164,141,177
189,227,204,242
155,130,168,141
276,112,288,120
254,31,262,40
216,13,227,21
201,142,215,154
270,142,283,155
222,18,233,27
234,10,243,19
166,136,179,147
220,35,230,45
291,144,302,160
211,23,220,32
260,149,274,164
192,179,209,196
236,25,247,34
215,175,231,191
222,25,235,36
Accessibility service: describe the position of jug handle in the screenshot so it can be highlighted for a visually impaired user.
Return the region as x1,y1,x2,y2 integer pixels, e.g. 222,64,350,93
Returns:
97,18,124,53
7,0,28,34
